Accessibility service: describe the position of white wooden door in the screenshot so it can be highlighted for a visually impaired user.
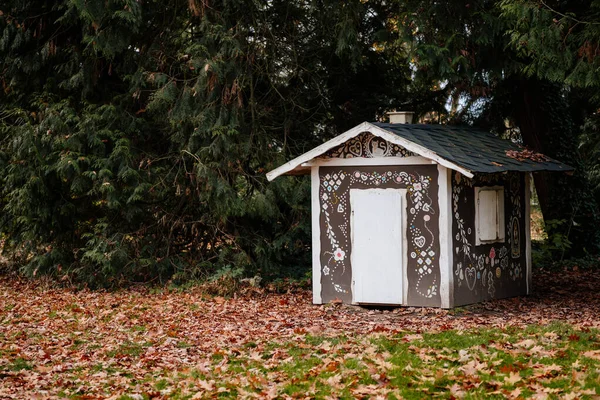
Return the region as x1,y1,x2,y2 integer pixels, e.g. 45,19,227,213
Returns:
350,188,404,304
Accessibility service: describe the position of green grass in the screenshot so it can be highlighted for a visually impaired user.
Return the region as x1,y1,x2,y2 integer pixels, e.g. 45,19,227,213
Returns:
4,321,599,398
153,323,599,399
6,357,33,371
106,341,145,359
131,325,147,332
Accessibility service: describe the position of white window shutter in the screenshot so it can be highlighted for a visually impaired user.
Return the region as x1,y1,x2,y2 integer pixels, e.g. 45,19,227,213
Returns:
477,190,498,241
496,189,505,241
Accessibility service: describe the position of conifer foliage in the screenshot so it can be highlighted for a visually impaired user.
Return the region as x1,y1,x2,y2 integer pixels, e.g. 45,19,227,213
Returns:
0,1,410,285
501,0,600,89
2,1,599,285
389,0,600,256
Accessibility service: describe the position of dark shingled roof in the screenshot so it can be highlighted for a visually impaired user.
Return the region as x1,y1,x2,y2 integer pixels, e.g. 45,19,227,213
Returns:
373,122,573,174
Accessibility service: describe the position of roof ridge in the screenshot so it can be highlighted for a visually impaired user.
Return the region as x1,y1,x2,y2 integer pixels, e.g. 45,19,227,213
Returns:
266,121,573,181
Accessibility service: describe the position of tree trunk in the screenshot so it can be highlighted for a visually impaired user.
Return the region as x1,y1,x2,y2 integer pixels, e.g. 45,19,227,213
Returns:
510,78,600,257
511,80,553,221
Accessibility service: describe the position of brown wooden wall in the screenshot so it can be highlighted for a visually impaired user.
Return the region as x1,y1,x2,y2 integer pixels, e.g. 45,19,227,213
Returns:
451,172,528,306
318,165,441,307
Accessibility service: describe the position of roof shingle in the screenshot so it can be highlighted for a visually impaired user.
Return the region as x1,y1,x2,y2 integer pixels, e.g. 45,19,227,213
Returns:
373,122,573,174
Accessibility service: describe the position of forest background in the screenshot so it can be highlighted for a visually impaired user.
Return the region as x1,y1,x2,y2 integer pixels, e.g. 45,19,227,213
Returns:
1,0,599,287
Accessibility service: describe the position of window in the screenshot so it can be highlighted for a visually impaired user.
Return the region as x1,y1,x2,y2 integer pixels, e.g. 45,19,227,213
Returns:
475,186,505,245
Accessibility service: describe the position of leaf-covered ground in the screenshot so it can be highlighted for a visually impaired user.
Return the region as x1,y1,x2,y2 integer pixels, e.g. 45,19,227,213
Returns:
1,268,599,399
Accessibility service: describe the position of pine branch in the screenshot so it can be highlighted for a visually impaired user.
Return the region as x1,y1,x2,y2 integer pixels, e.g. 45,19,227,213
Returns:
540,0,600,25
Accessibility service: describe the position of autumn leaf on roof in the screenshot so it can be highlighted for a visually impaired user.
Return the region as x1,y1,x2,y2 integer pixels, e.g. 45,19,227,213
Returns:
505,148,549,162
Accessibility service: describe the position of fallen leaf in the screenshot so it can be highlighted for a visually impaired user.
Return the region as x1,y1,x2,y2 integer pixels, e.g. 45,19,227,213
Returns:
504,371,521,385
582,350,600,360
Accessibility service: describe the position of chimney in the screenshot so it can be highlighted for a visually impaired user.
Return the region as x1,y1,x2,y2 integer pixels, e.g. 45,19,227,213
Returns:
387,111,414,124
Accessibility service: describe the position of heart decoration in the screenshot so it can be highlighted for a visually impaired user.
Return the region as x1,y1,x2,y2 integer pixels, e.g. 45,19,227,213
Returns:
347,140,363,157
465,266,477,291
414,236,426,248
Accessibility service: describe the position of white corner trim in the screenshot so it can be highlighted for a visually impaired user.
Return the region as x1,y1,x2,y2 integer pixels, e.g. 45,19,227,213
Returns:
437,165,453,309
266,121,474,181
311,166,322,304
400,189,409,306
525,173,532,295
446,167,454,308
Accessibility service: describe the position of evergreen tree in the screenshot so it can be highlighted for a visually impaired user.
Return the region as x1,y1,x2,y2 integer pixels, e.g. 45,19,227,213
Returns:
500,0,600,233
0,0,411,285
390,0,600,256
501,0,600,89
1,0,598,286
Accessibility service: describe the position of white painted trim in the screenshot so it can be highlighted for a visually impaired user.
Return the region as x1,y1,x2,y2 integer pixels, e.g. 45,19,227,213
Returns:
266,121,474,181
267,122,370,181
311,166,322,304
401,189,409,306
525,173,532,295
437,165,453,309
304,156,431,167
446,168,454,308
